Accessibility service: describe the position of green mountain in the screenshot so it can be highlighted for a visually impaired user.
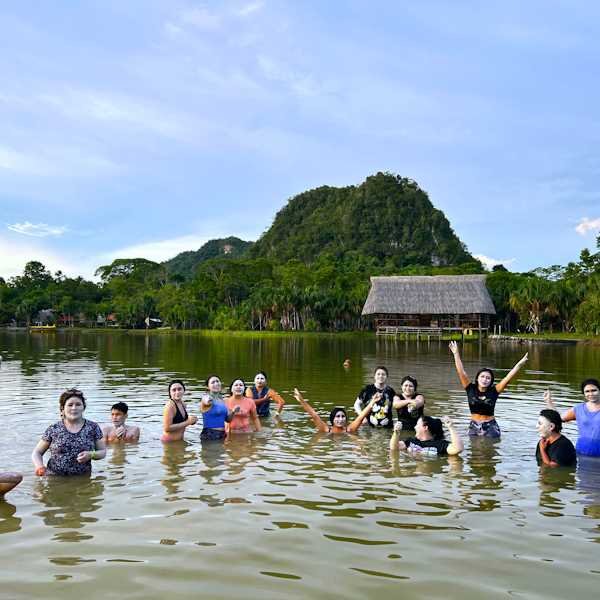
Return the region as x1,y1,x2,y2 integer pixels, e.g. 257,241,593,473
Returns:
164,236,253,279
249,172,476,268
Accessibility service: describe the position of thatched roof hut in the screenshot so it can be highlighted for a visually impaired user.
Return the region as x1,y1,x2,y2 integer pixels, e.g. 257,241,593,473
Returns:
362,275,495,331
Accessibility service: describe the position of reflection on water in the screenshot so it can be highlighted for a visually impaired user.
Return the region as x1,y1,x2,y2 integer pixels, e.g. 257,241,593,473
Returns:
1,331,600,598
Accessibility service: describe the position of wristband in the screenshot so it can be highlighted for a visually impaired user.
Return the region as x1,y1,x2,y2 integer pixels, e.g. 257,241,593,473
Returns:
91,450,97,460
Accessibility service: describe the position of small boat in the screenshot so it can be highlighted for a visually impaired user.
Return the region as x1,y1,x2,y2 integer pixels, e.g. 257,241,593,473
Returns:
29,324,57,332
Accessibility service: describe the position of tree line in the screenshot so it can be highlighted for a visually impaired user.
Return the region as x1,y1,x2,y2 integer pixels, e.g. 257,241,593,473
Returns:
1,235,599,334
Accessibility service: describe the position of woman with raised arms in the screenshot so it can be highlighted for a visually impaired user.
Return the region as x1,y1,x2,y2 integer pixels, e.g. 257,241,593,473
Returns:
32,388,106,476
390,415,464,457
226,378,262,434
544,378,600,457
294,388,380,433
449,341,528,437
161,380,197,442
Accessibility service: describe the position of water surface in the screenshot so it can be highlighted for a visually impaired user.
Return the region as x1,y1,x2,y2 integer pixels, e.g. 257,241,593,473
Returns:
1,331,599,599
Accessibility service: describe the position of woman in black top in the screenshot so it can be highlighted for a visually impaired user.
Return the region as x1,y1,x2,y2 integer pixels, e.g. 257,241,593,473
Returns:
353,366,399,428
449,341,528,438
390,415,463,457
393,376,425,430
536,409,576,467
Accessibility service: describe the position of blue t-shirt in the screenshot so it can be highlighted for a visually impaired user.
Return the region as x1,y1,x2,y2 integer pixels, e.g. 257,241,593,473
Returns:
202,397,229,429
574,403,600,456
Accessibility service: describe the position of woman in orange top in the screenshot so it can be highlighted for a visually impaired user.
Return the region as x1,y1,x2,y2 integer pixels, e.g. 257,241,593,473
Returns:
227,378,262,433
245,371,285,417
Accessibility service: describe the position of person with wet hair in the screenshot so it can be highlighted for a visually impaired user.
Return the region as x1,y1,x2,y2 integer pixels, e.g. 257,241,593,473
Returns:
102,402,140,443
32,389,106,476
393,375,425,431
353,366,400,428
535,409,576,467
200,375,237,441
161,380,197,442
544,378,600,456
449,341,528,437
390,415,464,457
293,388,380,433
226,378,261,433
245,371,285,417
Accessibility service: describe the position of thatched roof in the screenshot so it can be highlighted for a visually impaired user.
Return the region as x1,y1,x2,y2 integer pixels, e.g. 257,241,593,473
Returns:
362,275,496,315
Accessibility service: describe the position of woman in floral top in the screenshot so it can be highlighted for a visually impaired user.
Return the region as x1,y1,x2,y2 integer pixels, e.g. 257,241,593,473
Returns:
32,389,106,476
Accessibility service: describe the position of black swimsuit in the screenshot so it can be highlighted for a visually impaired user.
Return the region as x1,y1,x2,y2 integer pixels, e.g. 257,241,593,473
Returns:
171,400,188,424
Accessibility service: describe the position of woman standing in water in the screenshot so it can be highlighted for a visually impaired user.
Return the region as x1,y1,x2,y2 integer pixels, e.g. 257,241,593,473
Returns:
200,375,238,441
544,378,600,457
393,376,425,431
245,371,285,417
226,378,262,434
449,341,528,437
390,416,464,457
353,366,399,428
162,380,197,442
294,388,381,433
32,389,106,476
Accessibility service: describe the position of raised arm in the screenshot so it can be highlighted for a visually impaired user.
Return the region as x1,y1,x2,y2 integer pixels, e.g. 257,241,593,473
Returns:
268,389,285,414
443,417,464,456
293,388,329,433
496,352,528,393
543,390,576,422
347,394,380,433
449,341,470,388
389,421,407,451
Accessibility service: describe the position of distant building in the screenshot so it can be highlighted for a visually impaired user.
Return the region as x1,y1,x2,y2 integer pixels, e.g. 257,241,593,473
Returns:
362,274,496,334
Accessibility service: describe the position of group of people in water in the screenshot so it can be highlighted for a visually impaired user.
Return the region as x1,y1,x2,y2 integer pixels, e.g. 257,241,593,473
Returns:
1,343,600,497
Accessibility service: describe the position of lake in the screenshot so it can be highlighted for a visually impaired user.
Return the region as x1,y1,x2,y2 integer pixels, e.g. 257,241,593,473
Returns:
1,330,599,599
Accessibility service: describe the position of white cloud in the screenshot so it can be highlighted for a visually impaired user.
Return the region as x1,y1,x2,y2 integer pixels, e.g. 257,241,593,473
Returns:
0,142,119,178
235,2,265,18
0,235,81,279
575,217,600,236
474,254,516,271
7,221,67,237
100,234,215,264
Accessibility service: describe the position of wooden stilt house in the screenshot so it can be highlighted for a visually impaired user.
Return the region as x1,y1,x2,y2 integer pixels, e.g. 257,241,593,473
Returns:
362,275,496,336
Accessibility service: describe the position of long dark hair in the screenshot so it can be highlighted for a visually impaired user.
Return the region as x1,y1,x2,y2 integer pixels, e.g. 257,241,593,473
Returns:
168,379,186,399
329,407,347,425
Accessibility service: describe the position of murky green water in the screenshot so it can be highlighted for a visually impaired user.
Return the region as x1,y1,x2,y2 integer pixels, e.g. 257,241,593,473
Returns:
1,331,599,599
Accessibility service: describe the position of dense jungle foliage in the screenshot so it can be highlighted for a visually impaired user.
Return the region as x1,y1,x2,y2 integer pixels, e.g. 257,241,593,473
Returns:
1,173,599,333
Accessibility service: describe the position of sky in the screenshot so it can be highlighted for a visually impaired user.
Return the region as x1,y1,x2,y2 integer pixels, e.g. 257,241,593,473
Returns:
1,0,600,280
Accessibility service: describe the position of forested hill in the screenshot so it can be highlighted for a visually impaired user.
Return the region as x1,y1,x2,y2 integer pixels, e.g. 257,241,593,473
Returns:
163,236,253,279
249,172,476,268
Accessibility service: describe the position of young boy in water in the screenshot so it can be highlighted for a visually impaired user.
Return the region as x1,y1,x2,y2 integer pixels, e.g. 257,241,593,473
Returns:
102,402,140,443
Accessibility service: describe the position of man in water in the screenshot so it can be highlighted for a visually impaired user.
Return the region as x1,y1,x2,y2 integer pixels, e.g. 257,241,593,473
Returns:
536,409,576,467
102,402,140,443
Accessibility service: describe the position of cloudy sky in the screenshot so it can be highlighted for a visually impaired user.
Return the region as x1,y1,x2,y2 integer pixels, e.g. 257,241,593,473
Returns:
1,1,599,279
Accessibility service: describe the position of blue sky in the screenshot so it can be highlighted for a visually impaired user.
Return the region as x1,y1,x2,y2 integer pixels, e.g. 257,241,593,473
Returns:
1,1,599,279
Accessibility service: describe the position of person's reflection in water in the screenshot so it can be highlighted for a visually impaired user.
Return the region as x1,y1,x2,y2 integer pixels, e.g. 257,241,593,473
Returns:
33,476,104,537
199,439,227,483
224,433,268,479
0,501,22,535
462,437,502,512
161,440,195,500
538,467,576,514
576,456,600,519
